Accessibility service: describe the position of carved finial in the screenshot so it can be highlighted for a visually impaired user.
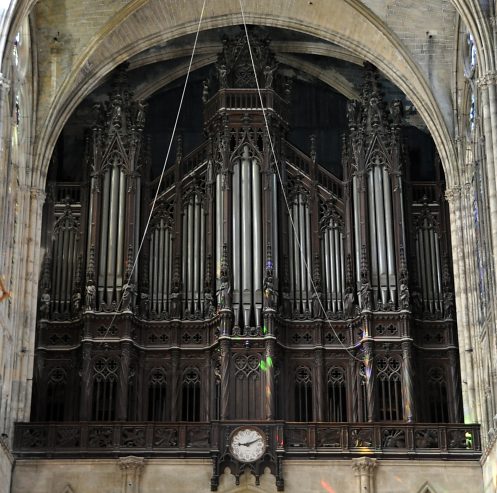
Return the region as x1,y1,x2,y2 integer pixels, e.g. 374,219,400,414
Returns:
87,245,95,282
310,134,317,162
175,134,183,164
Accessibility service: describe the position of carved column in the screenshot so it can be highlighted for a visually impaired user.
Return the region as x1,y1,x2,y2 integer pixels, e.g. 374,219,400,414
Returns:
219,338,231,420
264,338,276,420
314,348,325,421
363,338,376,422
351,457,377,493
118,456,145,493
117,342,131,420
170,349,179,421
0,74,10,241
80,341,93,420
401,339,414,422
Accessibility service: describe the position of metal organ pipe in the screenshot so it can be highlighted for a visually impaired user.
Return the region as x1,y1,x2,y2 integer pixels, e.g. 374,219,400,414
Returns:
367,171,378,304
116,169,126,299
429,228,439,312
60,226,69,311
194,195,201,313
232,160,241,326
241,145,253,327
187,197,194,313
106,164,120,302
383,168,396,303
200,206,205,314
352,177,361,292
423,219,434,312
374,166,388,305
98,171,111,303
305,204,312,314
334,228,342,311
292,200,301,311
215,173,223,305
298,195,306,311
271,174,278,280
329,227,336,312
324,229,331,311
158,220,165,313
252,158,262,328
434,232,442,311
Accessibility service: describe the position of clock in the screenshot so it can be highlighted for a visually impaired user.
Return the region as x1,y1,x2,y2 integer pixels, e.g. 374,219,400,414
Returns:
229,426,266,463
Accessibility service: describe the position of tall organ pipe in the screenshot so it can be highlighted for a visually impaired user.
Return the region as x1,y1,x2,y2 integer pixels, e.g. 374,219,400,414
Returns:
182,211,188,309
434,232,442,311
241,146,253,327
271,174,278,278
232,161,241,326
187,198,194,312
339,230,345,311
194,196,201,312
216,173,224,306
60,227,69,310
158,221,165,313
98,171,111,303
334,228,342,311
324,231,331,311
116,169,126,299
299,196,306,310
353,177,361,291
423,220,434,312
292,200,301,310
383,169,396,303
374,166,387,305
106,165,120,302
329,227,336,312
368,171,378,302
200,206,205,313
252,158,262,328
305,204,312,313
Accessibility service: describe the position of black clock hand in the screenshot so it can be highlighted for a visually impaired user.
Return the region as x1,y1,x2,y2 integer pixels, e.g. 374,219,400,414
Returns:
240,439,262,447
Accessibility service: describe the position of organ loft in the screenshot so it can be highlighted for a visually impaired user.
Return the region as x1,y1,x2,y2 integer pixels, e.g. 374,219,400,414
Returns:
23,33,474,489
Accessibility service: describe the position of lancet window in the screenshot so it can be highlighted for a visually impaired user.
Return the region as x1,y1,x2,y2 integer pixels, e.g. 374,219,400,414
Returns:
46,367,67,421
295,366,313,421
92,358,119,421
182,368,201,421
327,366,347,422
377,356,403,421
147,368,168,421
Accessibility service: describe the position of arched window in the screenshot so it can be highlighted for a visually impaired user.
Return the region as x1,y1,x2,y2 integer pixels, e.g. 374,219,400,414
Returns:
147,368,168,421
92,358,119,421
182,367,200,421
427,367,449,423
327,366,347,422
46,367,67,421
295,366,312,421
377,356,403,421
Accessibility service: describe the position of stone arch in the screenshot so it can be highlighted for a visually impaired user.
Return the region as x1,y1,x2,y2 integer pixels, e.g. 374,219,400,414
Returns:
417,481,437,493
32,0,460,192
60,485,75,493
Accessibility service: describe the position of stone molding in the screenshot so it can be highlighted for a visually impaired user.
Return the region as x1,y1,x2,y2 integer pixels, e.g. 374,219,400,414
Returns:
118,456,145,493
351,457,377,493
477,71,497,88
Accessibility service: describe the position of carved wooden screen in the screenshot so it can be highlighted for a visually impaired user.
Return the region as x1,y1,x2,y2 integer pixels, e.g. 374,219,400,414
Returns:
426,367,449,423
233,353,263,419
46,367,67,421
295,366,313,421
147,368,168,421
327,366,347,422
181,368,200,421
377,356,403,421
92,358,119,421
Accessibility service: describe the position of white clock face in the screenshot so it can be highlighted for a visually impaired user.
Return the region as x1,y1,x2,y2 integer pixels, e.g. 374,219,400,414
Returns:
230,427,266,463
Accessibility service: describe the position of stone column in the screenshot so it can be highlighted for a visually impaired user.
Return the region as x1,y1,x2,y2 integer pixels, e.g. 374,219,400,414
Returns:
264,338,276,420
351,457,377,493
401,339,414,422
445,186,478,423
118,456,145,493
314,348,325,421
219,338,231,420
0,74,11,245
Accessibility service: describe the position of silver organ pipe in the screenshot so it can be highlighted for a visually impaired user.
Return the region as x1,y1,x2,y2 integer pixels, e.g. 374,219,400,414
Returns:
53,223,63,312
232,160,241,326
434,231,442,311
353,176,361,293
383,168,396,303
374,166,388,305
298,195,306,311
367,171,378,305
115,169,126,299
200,206,205,314
271,174,278,279
134,177,141,285
292,200,301,311
216,172,224,307
149,217,173,316
305,204,312,314
157,220,165,313
241,146,253,327
60,225,69,311
181,192,206,315
98,170,111,303
106,165,120,302
288,210,295,313
252,157,262,329
329,227,336,312
66,226,75,310
321,217,345,314
194,195,201,313
423,219,434,312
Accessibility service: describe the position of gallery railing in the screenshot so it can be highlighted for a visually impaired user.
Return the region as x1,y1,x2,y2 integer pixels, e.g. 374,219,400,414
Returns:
13,421,481,459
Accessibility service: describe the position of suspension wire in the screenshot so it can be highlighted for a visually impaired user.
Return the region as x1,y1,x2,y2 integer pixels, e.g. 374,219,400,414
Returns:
238,0,363,362
100,0,208,340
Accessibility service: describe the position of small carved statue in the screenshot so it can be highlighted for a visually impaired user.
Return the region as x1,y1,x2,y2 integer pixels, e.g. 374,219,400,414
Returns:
343,288,356,319
346,100,359,127
263,63,278,89
122,282,135,310
411,290,423,313
85,280,96,309
217,275,231,309
263,274,275,309
390,99,403,126
39,288,51,318
399,281,410,310
217,63,228,88
72,291,81,314
443,290,455,319
111,99,122,128
312,290,324,319
360,280,372,310
139,292,149,315
136,100,146,129
170,292,181,319
202,80,209,103
204,290,215,318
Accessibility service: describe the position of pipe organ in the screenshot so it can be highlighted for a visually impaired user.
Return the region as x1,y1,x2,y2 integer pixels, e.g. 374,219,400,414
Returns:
32,39,463,435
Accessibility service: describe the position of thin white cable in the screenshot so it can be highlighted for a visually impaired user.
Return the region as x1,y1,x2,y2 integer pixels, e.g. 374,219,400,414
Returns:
101,0,208,339
238,0,363,362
